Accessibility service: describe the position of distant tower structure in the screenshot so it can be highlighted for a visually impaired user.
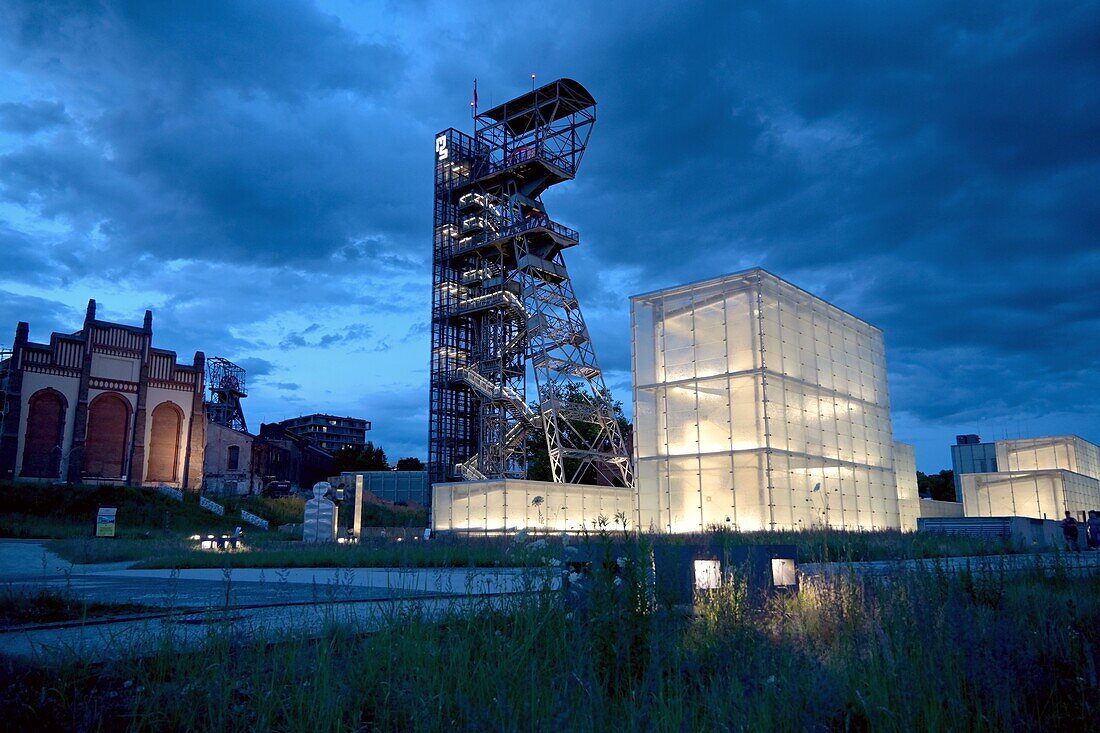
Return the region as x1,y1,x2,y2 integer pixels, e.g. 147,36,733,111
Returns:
429,78,632,488
205,357,247,432
0,344,12,439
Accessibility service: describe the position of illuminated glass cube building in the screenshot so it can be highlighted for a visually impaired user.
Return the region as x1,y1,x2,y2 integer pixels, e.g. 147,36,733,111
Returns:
631,269,901,532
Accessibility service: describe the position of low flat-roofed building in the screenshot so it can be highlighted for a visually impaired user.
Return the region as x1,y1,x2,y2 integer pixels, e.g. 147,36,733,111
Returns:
432,479,633,533
631,268,901,533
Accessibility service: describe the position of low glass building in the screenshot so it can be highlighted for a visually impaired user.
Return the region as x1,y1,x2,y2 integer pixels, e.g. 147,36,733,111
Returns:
338,470,430,506
958,435,1100,520
431,479,633,533
631,269,900,532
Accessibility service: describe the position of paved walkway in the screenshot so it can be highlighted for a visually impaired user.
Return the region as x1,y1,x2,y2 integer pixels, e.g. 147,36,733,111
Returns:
0,592,525,663
0,539,551,608
801,551,1100,578
0,540,554,662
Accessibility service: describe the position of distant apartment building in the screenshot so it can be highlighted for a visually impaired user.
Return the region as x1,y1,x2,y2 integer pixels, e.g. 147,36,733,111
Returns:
271,413,371,453
953,434,1100,521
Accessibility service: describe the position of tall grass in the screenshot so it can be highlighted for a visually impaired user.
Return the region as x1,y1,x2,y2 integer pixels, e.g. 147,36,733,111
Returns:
3,553,1096,731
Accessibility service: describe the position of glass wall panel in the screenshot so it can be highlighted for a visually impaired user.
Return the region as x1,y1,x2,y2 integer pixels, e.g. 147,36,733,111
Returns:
632,269,901,532
667,456,701,532
636,459,662,531
729,374,761,449
635,388,658,457
693,298,727,379
633,302,658,386
699,453,733,529
696,378,732,454
664,385,699,456
725,290,756,372
732,451,766,531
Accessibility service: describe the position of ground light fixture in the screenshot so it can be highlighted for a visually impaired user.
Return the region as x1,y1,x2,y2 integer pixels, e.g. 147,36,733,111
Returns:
190,529,245,552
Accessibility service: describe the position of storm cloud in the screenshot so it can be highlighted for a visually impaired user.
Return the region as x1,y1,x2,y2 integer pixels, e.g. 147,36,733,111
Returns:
0,1,1096,466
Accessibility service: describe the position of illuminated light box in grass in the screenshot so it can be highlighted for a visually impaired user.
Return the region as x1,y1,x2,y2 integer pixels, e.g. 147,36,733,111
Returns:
650,542,798,608
561,541,798,610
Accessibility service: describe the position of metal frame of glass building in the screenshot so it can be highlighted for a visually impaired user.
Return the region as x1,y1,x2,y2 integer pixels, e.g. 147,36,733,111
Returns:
631,268,901,533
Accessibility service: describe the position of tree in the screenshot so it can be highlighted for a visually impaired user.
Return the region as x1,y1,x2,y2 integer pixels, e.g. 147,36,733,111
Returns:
395,457,425,471
917,469,957,502
333,441,389,472
525,383,630,484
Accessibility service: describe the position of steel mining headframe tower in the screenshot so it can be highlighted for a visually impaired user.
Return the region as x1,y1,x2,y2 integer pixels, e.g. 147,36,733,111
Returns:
429,78,632,489
205,356,248,432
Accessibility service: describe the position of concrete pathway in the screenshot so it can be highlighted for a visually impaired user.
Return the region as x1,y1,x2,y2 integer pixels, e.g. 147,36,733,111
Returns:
800,550,1100,578
0,540,555,662
0,539,553,609
0,592,528,663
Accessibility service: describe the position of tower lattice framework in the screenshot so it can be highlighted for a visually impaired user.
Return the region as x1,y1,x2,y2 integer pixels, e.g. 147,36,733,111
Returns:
429,78,632,489
205,356,248,432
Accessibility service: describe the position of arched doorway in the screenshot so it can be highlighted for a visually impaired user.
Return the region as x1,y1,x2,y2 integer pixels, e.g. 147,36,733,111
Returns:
83,393,131,479
147,402,183,483
21,389,67,478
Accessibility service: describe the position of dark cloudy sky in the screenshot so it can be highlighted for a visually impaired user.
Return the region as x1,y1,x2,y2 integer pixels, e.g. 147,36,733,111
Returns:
1,1,1097,470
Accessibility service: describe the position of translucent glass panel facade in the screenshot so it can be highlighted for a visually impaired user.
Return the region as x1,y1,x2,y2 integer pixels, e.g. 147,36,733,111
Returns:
916,499,965,519
961,470,1100,520
996,436,1100,480
632,269,900,533
895,442,920,531
431,480,633,533
343,471,430,506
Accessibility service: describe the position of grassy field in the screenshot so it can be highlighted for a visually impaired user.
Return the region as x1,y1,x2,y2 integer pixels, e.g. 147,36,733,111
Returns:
0,553,1095,730
131,534,547,569
123,527,1031,571
0,482,242,538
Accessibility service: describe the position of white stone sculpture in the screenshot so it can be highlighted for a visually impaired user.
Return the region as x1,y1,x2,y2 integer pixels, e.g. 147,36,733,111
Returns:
303,481,337,543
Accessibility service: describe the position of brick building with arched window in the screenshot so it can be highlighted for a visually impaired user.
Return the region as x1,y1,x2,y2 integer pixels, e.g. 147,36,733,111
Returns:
0,300,205,488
